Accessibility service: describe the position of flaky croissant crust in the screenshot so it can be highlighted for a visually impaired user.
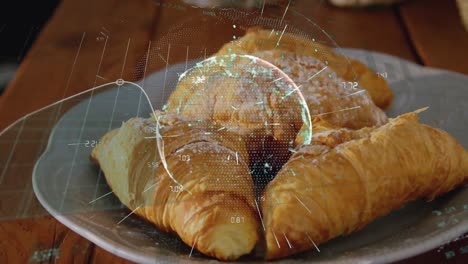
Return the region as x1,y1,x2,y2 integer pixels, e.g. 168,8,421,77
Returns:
262,111,468,259
91,113,259,260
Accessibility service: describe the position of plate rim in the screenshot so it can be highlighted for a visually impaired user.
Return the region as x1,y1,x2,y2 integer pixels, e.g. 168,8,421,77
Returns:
32,48,468,264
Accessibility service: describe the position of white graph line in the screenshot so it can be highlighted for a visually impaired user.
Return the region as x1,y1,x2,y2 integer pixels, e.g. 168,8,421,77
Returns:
272,229,281,249
120,38,131,78
280,0,291,25
60,72,104,210
306,232,321,252
117,204,142,225
154,114,192,195
254,199,266,231
67,143,84,146
90,36,110,208
260,0,266,16
20,105,61,216
289,8,360,83
282,230,293,249
189,238,197,258
312,106,361,117
161,44,171,102
53,32,87,122
294,194,312,214
270,76,284,83
106,84,121,132
185,46,189,72
93,36,109,87
0,80,191,197
89,190,113,204
268,28,275,39
18,27,34,61
276,24,288,47
345,89,366,97
137,41,151,118
0,119,25,184
60,33,108,209
297,66,328,89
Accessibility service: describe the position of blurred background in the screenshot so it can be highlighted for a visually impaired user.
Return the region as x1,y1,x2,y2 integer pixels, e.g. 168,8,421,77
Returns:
0,0,60,95
0,0,467,97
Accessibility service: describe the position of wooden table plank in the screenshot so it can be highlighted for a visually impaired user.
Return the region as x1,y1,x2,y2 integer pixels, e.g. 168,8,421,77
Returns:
0,0,158,130
147,0,416,65
90,249,134,264
49,222,94,264
294,0,417,62
400,0,468,74
0,0,158,263
0,217,57,263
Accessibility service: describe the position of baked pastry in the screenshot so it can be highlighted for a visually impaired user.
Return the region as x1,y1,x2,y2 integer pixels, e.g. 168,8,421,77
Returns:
165,54,312,171
91,112,259,260
90,27,466,261
261,110,468,259
217,27,393,109
250,49,388,130
166,51,388,169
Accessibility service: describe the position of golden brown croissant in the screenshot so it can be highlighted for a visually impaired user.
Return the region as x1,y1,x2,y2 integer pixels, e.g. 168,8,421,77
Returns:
261,110,468,259
166,53,387,170
91,113,259,260
166,54,311,170
216,27,393,109
249,49,388,129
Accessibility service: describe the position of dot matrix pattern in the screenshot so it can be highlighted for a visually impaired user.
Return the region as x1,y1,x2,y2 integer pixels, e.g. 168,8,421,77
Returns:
162,54,313,198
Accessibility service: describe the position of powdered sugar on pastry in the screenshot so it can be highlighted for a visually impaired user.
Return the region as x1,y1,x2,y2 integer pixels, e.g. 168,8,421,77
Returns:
251,50,388,130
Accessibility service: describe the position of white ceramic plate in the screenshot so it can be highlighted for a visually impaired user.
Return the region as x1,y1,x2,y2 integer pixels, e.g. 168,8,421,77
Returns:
32,49,468,263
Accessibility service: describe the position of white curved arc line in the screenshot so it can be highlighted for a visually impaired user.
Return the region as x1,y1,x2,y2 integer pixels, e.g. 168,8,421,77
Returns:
242,54,313,144
155,115,192,195
1,81,116,137
0,80,190,194
176,53,313,144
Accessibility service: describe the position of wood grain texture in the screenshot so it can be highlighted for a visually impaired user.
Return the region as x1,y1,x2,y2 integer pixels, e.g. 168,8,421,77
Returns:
91,248,135,264
400,0,468,74
294,0,417,62
50,222,94,264
0,0,158,263
0,217,56,263
0,0,158,130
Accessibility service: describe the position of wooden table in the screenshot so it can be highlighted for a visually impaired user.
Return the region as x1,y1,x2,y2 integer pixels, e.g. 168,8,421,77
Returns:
1,0,467,263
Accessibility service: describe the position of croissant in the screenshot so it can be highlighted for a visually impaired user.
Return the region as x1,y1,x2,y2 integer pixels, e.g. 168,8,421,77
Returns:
91,113,259,260
166,50,387,170
261,110,468,259
165,54,310,171
249,49,388,130
216,27,393,109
